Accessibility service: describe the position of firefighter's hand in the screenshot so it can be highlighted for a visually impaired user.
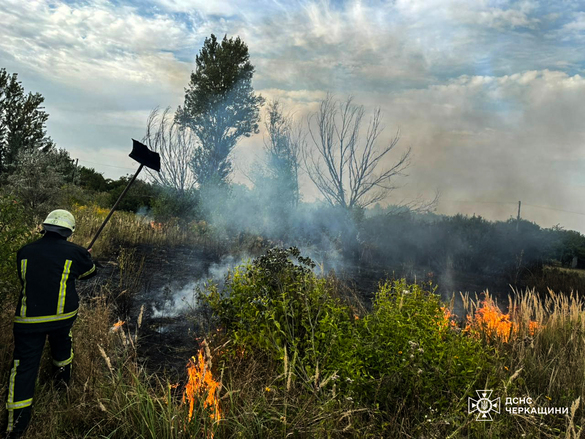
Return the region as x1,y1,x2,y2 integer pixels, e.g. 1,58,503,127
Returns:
88,248,92,253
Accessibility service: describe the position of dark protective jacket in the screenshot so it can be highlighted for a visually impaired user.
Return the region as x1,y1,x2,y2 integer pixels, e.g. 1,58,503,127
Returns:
14,232,97,332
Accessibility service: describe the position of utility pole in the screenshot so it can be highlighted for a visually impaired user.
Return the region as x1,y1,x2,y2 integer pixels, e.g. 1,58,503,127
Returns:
516,201,521,231
73,158,79,185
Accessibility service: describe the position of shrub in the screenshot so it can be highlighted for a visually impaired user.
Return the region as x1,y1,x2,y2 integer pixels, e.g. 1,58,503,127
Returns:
204,247,495,434
205,247,354,373
106,175,158,213
151,187,200,221
340,280,493,416
0,195,34,304
4,150,66,221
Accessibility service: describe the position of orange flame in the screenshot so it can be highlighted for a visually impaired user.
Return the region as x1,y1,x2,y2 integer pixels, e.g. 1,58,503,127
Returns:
182,349,222,426
528,320,540,336
150,221,163,231
111,320,125,332
465,298,539,343
438,306,458,331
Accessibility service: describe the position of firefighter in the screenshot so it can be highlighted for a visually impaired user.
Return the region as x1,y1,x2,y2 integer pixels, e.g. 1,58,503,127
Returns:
5,209,97,438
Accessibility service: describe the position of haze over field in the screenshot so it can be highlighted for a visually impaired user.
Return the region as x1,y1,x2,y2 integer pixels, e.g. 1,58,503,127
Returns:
1,0,584,231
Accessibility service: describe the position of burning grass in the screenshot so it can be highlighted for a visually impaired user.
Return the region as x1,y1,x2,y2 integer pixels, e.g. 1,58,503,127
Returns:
1,242,585,437
183,345,222,425
111,319,125,331
463,293,540,343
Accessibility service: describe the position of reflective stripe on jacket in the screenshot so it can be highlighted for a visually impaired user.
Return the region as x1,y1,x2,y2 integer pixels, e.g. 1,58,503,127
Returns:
15,232,96,330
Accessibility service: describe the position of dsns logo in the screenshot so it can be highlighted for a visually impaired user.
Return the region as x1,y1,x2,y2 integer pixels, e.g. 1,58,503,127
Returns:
468,390,500,421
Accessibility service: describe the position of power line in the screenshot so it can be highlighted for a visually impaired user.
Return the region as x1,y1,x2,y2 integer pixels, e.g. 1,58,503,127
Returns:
523,204,585,217
76,159,136,171
445,199,585,217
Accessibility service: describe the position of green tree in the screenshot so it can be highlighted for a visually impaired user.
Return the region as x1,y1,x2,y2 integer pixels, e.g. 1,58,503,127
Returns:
0,68,53,177
260,100,301,207
176,34,264,188
5,149,66,219
79,166,108,192
106,175,158,213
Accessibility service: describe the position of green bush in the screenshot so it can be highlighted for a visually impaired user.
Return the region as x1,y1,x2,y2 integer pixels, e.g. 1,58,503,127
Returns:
340,280,494,416
4,150,66,221
151,187,200,221
204,248,497,433
106,175,158,213
0,196,34,303
205,247,354,373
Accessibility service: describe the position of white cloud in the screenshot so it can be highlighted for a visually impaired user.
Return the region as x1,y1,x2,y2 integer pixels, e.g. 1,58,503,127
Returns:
0,0,197,90
562,11,585,37
150,0,240,16
242,0,435,92
395,0,540,29
257,88,326,113
472,7,539,29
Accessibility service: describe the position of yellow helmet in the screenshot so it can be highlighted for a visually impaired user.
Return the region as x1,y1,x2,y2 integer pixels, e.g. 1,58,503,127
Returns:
42,209,76,233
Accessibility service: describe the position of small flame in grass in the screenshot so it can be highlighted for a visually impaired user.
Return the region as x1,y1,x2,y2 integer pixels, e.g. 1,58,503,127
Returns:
150,221,163,231
111,320,125,332
183,348,222,426
439,306,458,331
465,297,539,343
528,320,540,336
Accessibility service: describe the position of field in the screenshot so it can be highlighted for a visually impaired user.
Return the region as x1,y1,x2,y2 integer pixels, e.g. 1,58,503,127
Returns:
1,203,585,438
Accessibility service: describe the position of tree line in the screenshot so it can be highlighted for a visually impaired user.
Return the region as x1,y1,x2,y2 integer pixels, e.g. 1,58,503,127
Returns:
0,69,155,218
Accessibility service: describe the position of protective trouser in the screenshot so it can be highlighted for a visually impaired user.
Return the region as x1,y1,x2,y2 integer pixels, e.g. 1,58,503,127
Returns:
6,324,74,435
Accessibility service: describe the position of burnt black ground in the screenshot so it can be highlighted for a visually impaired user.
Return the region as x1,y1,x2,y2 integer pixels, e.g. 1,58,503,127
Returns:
78,244,220,378
80,243,516,379
131,245,219,377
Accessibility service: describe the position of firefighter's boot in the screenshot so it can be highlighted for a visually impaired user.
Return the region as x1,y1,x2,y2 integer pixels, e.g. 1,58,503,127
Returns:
52,363,71,389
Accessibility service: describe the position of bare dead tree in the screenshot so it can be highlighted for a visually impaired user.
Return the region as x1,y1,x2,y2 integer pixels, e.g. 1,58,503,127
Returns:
304,95,411,210
142,107,197,194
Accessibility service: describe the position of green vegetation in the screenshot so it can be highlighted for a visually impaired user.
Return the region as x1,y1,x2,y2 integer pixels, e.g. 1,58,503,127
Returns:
204,248,494,437
0,68,54,175
176,33,265,189
0,196,34,302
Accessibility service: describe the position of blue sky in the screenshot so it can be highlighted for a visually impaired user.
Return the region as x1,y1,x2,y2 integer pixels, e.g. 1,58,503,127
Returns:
1,0,585,231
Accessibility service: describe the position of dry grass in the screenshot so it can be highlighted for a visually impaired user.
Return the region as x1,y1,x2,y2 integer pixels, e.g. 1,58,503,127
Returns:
0,291,113,438
462,288,585,438
69,204,211,257
546,266,585,278
0,244,223,439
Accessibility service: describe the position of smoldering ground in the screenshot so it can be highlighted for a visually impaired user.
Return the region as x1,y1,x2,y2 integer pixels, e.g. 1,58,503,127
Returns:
142,181,567,324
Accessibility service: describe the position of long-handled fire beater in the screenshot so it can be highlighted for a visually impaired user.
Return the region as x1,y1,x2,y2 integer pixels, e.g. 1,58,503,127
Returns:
87,139,161,249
